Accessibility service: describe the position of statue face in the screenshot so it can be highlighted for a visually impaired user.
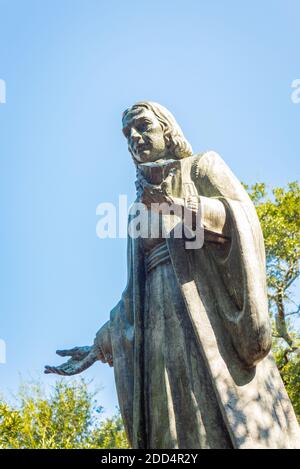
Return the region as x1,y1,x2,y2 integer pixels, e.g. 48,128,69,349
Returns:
122,108,167,163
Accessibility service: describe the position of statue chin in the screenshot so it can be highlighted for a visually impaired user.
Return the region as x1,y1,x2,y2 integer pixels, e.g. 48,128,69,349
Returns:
133,150,153,164
134,149,168,164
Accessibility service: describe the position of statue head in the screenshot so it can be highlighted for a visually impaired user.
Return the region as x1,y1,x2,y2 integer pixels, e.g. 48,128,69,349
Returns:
122,101,193,164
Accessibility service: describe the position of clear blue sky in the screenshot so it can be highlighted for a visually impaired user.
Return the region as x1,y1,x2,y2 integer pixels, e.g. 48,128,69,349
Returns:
0,0,299,417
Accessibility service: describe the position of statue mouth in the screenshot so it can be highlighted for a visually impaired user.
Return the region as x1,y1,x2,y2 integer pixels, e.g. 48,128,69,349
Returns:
134,144,149,155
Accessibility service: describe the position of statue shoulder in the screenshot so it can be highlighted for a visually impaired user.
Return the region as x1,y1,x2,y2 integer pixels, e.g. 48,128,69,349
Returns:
191,150,225,181
190,151,254,204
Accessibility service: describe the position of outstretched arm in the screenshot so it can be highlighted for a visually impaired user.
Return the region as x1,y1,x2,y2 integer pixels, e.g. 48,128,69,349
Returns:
44,321,113,376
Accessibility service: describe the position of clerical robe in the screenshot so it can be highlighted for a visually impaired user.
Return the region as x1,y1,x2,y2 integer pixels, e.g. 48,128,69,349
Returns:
109,151,300,449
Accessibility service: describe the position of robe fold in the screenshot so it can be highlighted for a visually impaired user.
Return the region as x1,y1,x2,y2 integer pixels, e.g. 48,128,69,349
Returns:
109,151,300,449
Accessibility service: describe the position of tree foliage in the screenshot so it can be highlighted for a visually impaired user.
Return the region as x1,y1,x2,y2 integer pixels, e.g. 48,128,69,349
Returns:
0,379,129,449
246,181,300,418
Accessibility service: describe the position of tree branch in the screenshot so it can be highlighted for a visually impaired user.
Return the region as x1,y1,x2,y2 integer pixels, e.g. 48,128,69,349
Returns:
286,305,300,317
275,291,295,347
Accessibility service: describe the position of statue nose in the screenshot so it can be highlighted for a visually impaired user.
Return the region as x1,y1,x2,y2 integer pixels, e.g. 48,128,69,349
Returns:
130,128,142,143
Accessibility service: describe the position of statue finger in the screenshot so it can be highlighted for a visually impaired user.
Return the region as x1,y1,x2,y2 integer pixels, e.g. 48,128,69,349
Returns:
44,365,67,375
56,347,84,357
44,366,53,374
56,346,90,360
56,348,76,357
161,175,173,195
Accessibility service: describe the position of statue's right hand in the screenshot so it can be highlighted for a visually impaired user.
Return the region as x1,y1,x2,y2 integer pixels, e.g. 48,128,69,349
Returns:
44,344,104,376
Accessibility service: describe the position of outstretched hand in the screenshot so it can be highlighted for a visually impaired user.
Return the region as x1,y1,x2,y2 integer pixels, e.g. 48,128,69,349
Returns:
44,345,105,376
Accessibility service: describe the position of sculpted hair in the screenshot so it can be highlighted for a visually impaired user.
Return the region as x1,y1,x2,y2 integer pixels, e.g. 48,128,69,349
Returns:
122,101,193,159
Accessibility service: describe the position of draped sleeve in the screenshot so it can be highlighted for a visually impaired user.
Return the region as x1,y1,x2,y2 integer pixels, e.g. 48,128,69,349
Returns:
191,151,272,368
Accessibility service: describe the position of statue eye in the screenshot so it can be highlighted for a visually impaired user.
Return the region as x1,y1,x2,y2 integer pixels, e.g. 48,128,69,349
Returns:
138,122,152,133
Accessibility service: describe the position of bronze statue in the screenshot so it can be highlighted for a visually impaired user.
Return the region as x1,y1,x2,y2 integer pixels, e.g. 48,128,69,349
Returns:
45,102,300,449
